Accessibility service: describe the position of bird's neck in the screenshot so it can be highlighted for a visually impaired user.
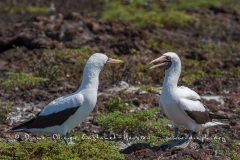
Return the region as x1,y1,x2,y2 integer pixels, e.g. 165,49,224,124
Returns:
77,67,100,92
162,63,181,91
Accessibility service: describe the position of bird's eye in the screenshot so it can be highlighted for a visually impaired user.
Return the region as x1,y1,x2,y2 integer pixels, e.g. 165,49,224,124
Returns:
166,56,171,61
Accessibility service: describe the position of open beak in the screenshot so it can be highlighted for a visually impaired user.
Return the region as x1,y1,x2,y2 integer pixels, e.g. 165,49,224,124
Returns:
107,58,124,64
149,56,169,69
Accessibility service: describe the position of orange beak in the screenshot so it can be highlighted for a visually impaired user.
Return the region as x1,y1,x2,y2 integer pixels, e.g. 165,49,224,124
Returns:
107,58,124,64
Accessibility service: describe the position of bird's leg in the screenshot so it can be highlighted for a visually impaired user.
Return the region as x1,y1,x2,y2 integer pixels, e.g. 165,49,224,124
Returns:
187,130,193,140
174,127,179,140
62,132,70,145
66,132,75,145
61,133,71,145
62,135,68,145
66,132,70,140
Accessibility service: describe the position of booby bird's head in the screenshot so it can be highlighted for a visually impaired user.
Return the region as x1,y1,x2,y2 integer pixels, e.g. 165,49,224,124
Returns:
85,53,123,72
149,52,180,70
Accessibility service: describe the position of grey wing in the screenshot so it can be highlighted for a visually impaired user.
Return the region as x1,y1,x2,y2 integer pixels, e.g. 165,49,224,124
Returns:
178,98,211,124
39,93,84,116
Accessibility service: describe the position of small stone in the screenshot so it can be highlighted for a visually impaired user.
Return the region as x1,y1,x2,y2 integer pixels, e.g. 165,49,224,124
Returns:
15,87,19,92
139,91,148,94
120,81,129,88
65,12,83,20
166,124,173,129
230,120,237,126
131,98,140,107
87,21,101,33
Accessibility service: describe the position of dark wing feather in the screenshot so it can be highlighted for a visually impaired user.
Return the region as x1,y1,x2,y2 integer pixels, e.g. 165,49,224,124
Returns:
11,112,40,131
179,98,212,124
12,106,80,130
185,110,211,124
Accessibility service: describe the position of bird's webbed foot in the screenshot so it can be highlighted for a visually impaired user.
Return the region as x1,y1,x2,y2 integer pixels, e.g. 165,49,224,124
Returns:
62,132,75,145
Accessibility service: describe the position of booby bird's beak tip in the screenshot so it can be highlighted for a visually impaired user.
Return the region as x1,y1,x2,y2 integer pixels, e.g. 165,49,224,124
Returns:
107,58,124,64
149,66,155,70
149,60,155,65
149,60,157,69
149,56,168,69
149,66,156,69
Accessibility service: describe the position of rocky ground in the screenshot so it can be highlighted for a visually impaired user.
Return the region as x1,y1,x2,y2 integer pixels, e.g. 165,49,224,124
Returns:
0,0,239,159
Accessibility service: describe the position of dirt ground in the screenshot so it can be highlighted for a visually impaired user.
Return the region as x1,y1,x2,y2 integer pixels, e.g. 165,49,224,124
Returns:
0,0,239,159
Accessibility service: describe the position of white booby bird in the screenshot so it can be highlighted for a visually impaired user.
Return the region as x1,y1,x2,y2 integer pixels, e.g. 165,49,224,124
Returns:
12,53,123,144
150,52,226,148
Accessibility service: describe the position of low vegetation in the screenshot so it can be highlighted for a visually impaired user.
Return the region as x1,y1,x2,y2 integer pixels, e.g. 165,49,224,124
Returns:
233,107,240,115
29,46,99,82
180,57,240,85
105,96,131,112
140,85,160,94
102,0,198,28
0,3,50,14
129,60,153,83
0,132,124,160
199,42,240,57
0,101,12,123
212,136,240,159
165,0,223,11
145,39,175,52
41,48,88,80
95,107,172,140
1,72,49,89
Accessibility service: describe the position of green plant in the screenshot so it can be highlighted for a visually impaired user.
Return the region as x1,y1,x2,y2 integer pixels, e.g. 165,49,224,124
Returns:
181,69,207,84
129,48,140,55
159,10,199,28
95,107,172,137
145,39,175,51
232,107,240,115
165,0,223,11
1,72,49,89
179,55,240,85
0,132,124,160
0,101,12,122
224,137,239,159
36,46,98,81
106,96,131,112
127,56,154,83
102,0,198,29
211,135,240,159
0,4,50,14
140,85,160,94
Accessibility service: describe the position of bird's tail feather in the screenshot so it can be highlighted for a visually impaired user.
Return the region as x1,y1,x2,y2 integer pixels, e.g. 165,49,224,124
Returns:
203,121,227,128
209,113,228,120
11,128,28,132
11,118,36,131
1,127,28,134
211,121,227,125
12,124,28,131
